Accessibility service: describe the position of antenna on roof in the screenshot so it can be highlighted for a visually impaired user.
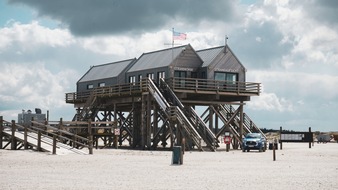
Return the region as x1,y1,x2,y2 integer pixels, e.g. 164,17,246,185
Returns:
224,35,229,53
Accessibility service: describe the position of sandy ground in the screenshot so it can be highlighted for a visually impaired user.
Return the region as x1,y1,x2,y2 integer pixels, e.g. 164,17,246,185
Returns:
1,143,337,190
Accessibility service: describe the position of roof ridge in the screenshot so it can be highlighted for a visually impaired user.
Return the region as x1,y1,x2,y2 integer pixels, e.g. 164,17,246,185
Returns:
142,44,189,55
92,58,136,68
196,45,225,52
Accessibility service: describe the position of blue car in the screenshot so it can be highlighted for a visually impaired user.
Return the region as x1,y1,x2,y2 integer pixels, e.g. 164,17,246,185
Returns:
242,133,266,152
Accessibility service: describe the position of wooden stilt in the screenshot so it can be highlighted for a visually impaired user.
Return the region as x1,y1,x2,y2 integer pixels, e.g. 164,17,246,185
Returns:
11,120,16,150
0,116,3,149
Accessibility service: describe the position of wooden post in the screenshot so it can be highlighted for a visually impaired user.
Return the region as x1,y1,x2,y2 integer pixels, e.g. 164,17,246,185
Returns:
273,138,276,161
141,94,146,149
215,106,219,134
24,123,28,149
280,126,283,150
0,116,3,149
32,117,41,152
11,120,16,150
146,93,151,149
239,103,244,150
59,118,63,143
180,137,185,165
95,137,98,149
37,131,41,152
114,130,118,149
52,135,57,155
209,106,213,132
88,120,93,154
309,127,312,149
114,103,118,149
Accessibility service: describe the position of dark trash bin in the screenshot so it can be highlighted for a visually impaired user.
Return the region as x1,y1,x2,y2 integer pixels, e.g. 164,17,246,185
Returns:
269,143,278,150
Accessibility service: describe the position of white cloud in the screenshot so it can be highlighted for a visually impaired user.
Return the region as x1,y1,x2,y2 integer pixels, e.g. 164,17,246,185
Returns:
0,62,78,115
0,21,75,50
248,92,294,112
248,70,338,100
254,1,338,70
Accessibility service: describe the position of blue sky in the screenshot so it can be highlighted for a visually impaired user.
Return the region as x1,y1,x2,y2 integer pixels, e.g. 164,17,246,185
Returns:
1,0,337,132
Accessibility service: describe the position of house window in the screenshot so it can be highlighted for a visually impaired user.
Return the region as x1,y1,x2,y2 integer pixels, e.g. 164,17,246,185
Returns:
214,72,238,90
87,84,94,89
99,82,105,87
214,72,238,84
157,71,165,84
201,72,206,79
138,74,142,82
191,72,197,78
174,71,187,87
147,73,154,80
129,76,136,85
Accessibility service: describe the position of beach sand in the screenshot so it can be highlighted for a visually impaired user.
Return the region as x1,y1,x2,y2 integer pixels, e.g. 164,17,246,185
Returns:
1,143,337,190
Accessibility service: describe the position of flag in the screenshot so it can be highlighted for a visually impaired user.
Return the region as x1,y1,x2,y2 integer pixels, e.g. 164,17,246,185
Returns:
173,31,187,40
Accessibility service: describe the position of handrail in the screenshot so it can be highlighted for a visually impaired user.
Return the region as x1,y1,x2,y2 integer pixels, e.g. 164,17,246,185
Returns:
159,78,184,109
146,78,203,150
172,107,202,150
66,77,260,103
1,119,90,153
160,78,217,150
166,77,260,95
146,78,170,111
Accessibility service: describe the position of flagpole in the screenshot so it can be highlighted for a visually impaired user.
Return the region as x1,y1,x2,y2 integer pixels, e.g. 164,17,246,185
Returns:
172,27,174,63
172,27,174,48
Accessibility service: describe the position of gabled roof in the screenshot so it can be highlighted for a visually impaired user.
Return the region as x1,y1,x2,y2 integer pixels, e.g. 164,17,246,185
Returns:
78,58,136,83
127,45,190,72
196,46,224,67
197,45,246,70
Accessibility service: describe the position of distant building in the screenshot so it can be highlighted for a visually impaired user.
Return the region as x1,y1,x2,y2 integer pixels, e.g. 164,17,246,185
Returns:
18,108,46,127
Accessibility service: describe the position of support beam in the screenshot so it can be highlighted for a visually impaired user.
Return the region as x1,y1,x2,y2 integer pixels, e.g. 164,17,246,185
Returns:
239,102,244,150
208,106,214,132
141,94,146,149
0,116,3,149
11,120,16,150
146,93,151,149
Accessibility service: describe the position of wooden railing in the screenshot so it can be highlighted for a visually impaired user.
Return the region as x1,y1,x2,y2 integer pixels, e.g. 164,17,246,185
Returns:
0,116,116,155
66,78,260,103
167,78,260,95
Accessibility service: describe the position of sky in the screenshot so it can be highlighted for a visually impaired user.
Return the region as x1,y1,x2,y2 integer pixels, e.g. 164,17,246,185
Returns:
0,0,337,132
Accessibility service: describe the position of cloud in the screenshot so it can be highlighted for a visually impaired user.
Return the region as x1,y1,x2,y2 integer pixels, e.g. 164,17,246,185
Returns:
0,62,78,120
248,70,338,100
8,0,237,36
248,92,294,112
304,0,338,29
